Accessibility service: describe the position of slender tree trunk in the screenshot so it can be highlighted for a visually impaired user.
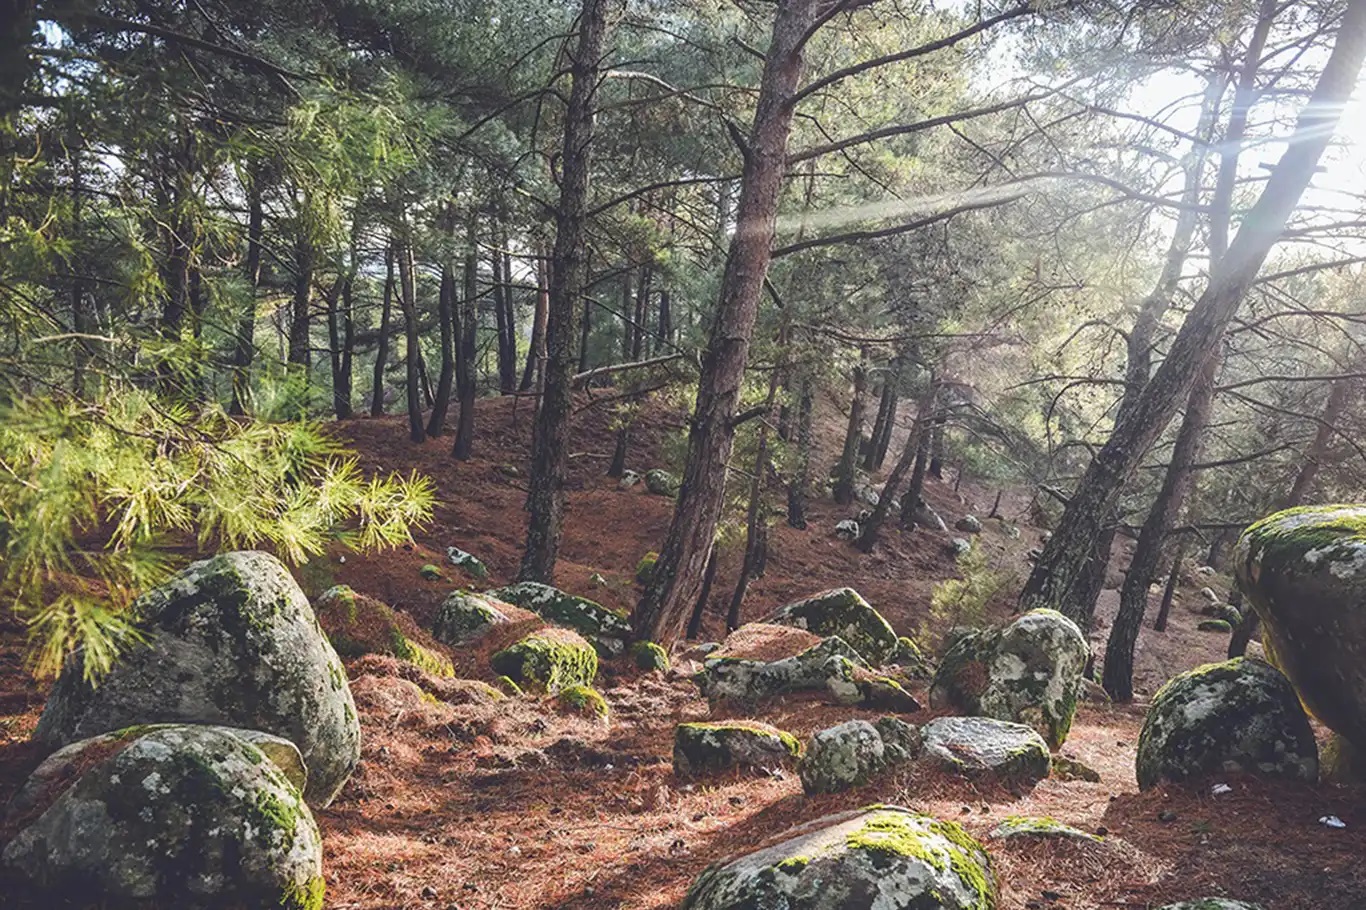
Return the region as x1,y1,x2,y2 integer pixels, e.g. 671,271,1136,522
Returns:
395,224,425,443
519,0,609,582
787,379,814,529
230,171,265,414
1153,540,1186,633
899,417,934,530
608,423,630,477
727,367,780,627
860,381,936,552
453,218,479,459
1104,351,1221,700
928,414,946,479
69,147,91,396
1018,3,1366,626
864,372,894,472
338,276,355,416
578,272,593,372
426,251,457,436
657,288,672,352
833,356,868,505
630,266,651,360
370,246,394,416
685,547,721,640
633,0,819,645
287,230,313,370
519,241,549,392
492,228,518,392
325,274,351,419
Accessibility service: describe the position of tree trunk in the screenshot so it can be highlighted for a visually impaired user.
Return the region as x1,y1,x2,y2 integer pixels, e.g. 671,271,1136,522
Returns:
230,170,264,415
1018,3,1366,626
578,267,593,372
832,356,868,505
492,229,518,393
453,219,479,459
608,423,629,477
1153,540,1186,633
326,272,355,420
288,233,312,369
928,413,946,479
864,371,895,472
657,288,672,353
1104,351,1221,700
371,246,394,416
395,226,425,443
899,417,934,530
630,266,651,360
519,240,549,392
860,381,936,552
426,253,457,437
685,547,721,641
518,0,608,582
727,368,781,628
633,0,819,646
787,379,814,529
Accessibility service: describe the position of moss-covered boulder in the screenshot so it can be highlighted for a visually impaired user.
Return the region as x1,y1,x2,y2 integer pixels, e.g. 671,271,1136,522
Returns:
645,468,680,496
797,720,889,795
635,552,659,585
956,515,983,534
553,684,609,720
445,545,489,579
987,816,1100,843
694,635,868,701
1235,505,1366,751
1135,658,1317,790
33,551,359,807
488,581,631,657
921,716,1051,788
887,635,933,678
762,587,897,665
315,585,454,677
490,627,598,694
1197,619,1232,633
929,609,1088,748
419,564,443,580
2,724,324,909
630,640,670,672
681,805,995,910
432,590,513,646
673,721,801,777
826,670,922,712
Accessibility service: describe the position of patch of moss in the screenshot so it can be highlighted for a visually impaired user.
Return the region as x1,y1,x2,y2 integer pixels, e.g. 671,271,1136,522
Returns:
679,721,802,758
490,628,598,693
636,552,659,585
1240,505,1366,575
630,640,670,672
1197,619,1232,633
279,874,326,910
419,564,443,581
317,588,454,677
495,675,524,697
555,684,609,719
388,627,456,677
842,811,993,910
992,814,1101,842
774,855,809,874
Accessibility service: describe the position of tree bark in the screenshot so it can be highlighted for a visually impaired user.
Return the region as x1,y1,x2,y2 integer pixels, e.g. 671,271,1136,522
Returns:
453,218,479,459
370,245,394,417
395,224,425,443
727,367,781,629
426,251,457,437
287,233,312,369
518,0,609,582
859,380,936,552
633,0,819,646
787,378,814,529
230,170,264,415
833,356,868,505
1018,2,1366,626
864,369,895,472
685,547,721,641
899,417,934,530
1153,540,1186,633
519,240,549,392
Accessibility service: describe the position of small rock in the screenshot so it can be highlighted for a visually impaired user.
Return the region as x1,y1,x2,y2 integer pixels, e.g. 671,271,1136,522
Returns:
921,716,1051,788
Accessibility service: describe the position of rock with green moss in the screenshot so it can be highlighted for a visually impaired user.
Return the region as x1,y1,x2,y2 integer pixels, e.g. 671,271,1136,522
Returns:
630,640,670,672
432,590,513,646
1197,618,1233,633
694,636,868,701
1235,505,1366,750
1051,754,1101,783
1154,902,1265,910
681,805,996,910
3,724,324,909
956,515,983,534
645,468,680,496
445,545,489,579
419,564,443,580
315,585,455,677
929,609,1088,748
490,627,598,694
1135,657,1317,790
887,635,934,678
636,552,659,585
799,720,889,794
495,675,524,697
876,717,923,764
827,670,922,712
988,815,1100,843
33,551,359,807
488,581,631,657
763,588,898,665
673,721,802,777
1322,731,1366,785
921,716,1051,788
554,684,609,720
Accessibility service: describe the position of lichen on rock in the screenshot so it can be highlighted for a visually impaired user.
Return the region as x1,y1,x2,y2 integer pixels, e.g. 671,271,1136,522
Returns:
316,585,455,677
553,684,609,721
763,587,898,665
33,551,360,807
921,716,1051,788
673,721,801,777
1135,658,1317,790
488,581,631,657
681,805,995,910
432,590,513,646
694,635,867,701
644,468,680,496
490,627,598,694
988,815,1100,843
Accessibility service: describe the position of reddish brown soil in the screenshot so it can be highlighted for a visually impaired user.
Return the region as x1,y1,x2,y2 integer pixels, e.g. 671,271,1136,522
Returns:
0,392,1363,909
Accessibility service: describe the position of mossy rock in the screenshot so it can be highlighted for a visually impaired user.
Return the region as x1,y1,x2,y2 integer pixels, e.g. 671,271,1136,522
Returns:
682,805,995,910
673,721,801,777
636,552,659,585
490,627,598,694
695,636,868,701
799,720,889,795
630,640,670,672
1235,505,1366,747
644,468,680,496
763,587,898,665
419,564,443,580
432,590,513,646
988,815,1100,843
488,581,631,657
1321,731,1366,785
921,716,1051,789
315,585,455,677
445,545,489,579
1135,658,1317,790
1051,754,1101,783
929,609,1087,748
33,551,359,807
887,635,934,678
494,675,524,697
1197,619,1233,633
553,684,609,720
2,725,324,909
827,670,922,713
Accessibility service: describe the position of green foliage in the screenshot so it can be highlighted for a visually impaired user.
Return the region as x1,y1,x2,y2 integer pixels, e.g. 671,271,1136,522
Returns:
0,388,433,680
928,541,1016,633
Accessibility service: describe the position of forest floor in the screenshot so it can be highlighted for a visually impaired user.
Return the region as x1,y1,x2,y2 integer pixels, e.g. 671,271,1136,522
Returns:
1,393,1364,909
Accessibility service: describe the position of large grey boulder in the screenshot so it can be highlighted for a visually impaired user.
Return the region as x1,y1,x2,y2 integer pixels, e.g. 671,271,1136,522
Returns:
763,587,897,665
487,581,631,656
694,636,867,701
1135,657,1317,790
798,718,920,794
33,551,359,806
673,721,801,777
3,724,324,909
930,609,1088,748
432,590,513,645
644,468,680,496
911,500,948,532
921,716,1051,788
682,805,995,910
1235,505,1366,749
